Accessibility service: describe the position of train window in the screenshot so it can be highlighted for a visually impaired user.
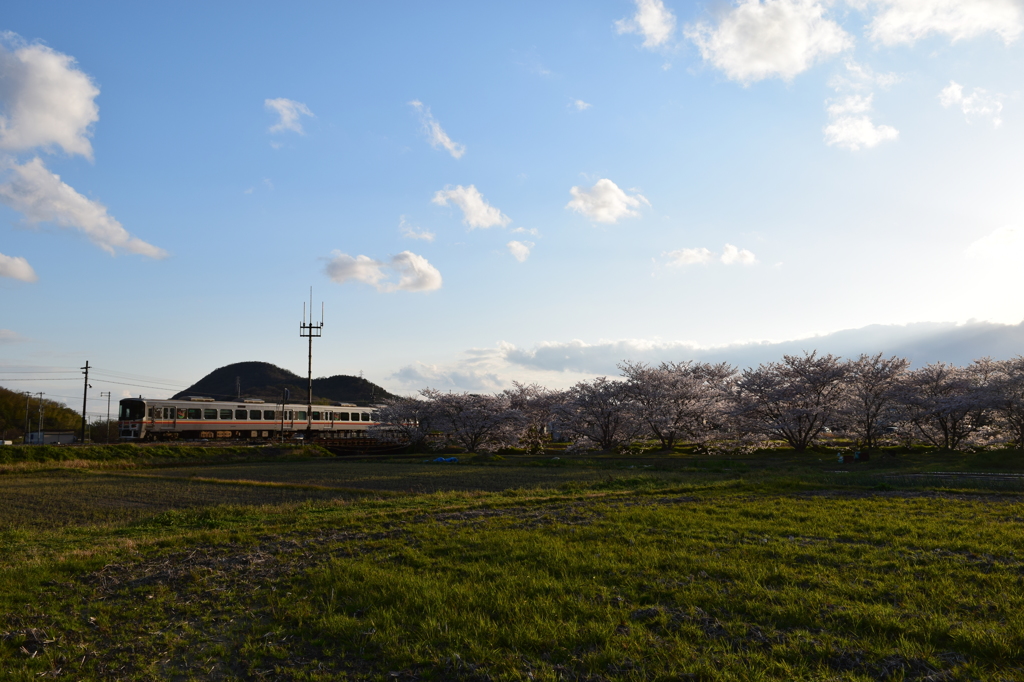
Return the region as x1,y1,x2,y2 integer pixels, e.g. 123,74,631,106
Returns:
286,410,292,420
148,408,155,418
264,410,275,420
249,410,261,420
336,412,349,421
361,412,370,421
177,408,187,419
163,407,171,419
187,408,201,419
297,411,306,420
204,409,217,419
220,409,232,419
235,409,247,419
311,411,321,420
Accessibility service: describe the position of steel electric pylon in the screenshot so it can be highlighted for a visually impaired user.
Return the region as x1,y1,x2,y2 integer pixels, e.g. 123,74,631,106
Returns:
299,288,323,443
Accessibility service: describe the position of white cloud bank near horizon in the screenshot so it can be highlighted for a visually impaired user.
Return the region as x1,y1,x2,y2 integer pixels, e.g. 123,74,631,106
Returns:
383,319,1024,394
325,249,442,292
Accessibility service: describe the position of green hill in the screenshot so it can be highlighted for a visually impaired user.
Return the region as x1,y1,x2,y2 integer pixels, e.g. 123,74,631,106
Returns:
171,361,395,406
0,385,83,440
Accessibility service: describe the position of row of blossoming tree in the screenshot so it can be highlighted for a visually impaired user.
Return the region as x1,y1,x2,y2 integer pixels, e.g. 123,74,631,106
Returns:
371,353,1024,453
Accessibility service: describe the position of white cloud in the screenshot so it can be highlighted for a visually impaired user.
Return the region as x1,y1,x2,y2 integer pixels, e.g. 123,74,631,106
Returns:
720,243,757,265
665,244,756,266
432,184,510,229
0,38,99,159
616,0,678,48
507,240,533,262
512,227,540,236
399,215,435,242
409,100,465,159
391,362,503,392
0,157,166,258
265,98,314,134
665,247,714,266
0,251,37,281
325,250,442,293
940,81,1004,128
572,99,592,111
867,0,1024,46
966,226,1024,262
0,328,27,343
685,0,852,83
566,178,649,224
828,59,901,91
823,94,898,150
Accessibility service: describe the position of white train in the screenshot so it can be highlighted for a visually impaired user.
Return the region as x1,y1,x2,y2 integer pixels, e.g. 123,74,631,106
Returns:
118,396,381,442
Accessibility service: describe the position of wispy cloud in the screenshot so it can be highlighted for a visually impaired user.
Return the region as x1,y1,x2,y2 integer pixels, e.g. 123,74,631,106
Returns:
616,0,677,49
685,0,851,83
432,185,510,229
325,250,442,292
823,94,898,151
409,100,465,159
867,0,1023,46
566,179,649,224
0,157,167,258
572,99,592,111
265,98,314,134
0,252,37,282
399,215,435,242
940,81,1004,128
0,329,27,343
665,244,756,267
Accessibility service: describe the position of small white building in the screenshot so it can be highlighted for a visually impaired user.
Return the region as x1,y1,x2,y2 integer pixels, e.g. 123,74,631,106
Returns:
25,431,76,445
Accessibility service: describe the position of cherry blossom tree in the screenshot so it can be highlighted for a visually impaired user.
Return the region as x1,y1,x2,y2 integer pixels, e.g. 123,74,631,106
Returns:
896,361,996,450
370,396,436,450
991,357,1024,447
732,352,849,452
619,360,735,450
503,381,559,453
552,377,643,452
419,389,522,453
843,353,910,448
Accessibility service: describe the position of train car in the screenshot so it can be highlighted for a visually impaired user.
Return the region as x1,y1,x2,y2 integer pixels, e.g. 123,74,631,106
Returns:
118,396,382,442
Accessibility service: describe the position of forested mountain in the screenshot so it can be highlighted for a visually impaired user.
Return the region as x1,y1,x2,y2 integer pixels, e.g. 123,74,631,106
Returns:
171,361,394,406
0,386,82,440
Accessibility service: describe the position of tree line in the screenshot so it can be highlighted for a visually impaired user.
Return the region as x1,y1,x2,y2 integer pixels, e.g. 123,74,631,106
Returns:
371,353,1024,454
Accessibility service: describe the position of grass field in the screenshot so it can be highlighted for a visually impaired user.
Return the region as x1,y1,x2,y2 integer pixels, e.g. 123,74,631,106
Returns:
2,447,1023,680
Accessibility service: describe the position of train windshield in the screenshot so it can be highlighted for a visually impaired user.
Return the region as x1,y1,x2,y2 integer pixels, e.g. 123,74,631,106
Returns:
119,399,146,421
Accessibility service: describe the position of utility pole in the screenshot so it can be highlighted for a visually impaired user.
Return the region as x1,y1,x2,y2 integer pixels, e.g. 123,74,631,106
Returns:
36,392,44,445
80,361,91,444
280,387,289,444
24,392,30,443
101,391,112,444
299,288,323,443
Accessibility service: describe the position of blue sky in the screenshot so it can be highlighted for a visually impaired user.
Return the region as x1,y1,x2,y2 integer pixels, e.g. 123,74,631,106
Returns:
1,0,1023,413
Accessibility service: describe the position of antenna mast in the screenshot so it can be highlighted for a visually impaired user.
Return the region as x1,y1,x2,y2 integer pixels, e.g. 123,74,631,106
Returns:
299,287,323,443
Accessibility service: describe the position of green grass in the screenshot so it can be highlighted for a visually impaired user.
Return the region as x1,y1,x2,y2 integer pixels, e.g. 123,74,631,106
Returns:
2,453,1024,680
